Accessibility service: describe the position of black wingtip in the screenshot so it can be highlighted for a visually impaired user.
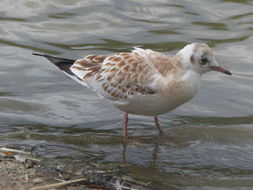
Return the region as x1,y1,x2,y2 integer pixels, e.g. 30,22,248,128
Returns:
33,52,76,75
32,53,46,57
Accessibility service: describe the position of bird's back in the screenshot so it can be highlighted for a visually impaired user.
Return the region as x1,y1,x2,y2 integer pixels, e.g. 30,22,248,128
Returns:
68,48,198,115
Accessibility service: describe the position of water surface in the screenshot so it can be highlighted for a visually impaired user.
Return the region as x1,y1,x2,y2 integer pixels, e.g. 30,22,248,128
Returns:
1,0,253,189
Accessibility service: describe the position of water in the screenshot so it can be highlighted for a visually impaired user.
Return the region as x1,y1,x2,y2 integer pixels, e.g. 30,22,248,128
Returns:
1,0,253,189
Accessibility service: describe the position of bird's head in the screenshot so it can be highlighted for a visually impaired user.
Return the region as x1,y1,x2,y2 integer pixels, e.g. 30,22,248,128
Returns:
179,43,232,75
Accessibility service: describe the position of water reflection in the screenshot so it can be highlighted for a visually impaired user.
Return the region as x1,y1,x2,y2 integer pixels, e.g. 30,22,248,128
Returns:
0,0,253,189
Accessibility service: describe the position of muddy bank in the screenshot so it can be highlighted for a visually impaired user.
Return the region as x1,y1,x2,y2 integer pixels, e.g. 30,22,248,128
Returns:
0,146,167,190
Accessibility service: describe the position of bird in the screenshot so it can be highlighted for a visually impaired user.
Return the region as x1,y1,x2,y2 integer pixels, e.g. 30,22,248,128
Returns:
33,43,232,140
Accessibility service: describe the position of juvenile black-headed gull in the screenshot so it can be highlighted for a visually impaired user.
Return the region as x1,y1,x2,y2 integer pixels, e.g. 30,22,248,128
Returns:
33,43,232,140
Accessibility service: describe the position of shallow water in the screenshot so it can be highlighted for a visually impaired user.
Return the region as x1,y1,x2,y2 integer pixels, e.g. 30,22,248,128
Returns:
1,0,253,189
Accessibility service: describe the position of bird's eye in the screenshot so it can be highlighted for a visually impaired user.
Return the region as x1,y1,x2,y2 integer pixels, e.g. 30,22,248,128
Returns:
200,57,208,65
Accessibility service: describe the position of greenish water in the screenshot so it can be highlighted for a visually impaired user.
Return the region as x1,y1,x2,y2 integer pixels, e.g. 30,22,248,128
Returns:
1,0,253,189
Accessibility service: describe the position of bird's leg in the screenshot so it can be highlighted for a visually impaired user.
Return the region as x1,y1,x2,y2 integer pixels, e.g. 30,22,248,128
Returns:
123,112,129,141
154,116,164,135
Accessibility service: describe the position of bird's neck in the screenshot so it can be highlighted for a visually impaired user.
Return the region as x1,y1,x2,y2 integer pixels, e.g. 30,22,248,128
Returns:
175,44,201,76
177,44,194,66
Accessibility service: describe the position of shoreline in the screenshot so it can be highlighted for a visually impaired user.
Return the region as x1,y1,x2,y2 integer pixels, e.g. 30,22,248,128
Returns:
0,146,163,190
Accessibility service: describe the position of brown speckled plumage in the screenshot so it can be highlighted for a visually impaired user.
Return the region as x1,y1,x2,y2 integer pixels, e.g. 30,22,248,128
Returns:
34,43,232,139
70,48,183,100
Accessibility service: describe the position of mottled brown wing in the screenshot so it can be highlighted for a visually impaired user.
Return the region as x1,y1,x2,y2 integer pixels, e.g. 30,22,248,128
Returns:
70,51,159,100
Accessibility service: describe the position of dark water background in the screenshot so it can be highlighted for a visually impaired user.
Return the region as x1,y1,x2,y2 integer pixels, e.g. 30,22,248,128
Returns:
1,0,253,189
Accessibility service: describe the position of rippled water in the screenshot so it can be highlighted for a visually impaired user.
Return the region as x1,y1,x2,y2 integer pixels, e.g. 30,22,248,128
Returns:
1,0,253,189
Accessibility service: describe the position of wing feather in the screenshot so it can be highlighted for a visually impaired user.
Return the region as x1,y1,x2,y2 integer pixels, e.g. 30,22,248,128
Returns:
70,48,174,101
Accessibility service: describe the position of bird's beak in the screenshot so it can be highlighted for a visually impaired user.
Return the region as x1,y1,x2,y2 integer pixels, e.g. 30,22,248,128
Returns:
209,66,232,75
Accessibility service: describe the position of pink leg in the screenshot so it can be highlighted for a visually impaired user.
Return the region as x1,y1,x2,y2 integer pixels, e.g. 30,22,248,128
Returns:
123,112,128,140
154,116,164,135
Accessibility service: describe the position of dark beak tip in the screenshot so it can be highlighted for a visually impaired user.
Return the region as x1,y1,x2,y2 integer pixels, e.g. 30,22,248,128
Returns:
209,66,232,76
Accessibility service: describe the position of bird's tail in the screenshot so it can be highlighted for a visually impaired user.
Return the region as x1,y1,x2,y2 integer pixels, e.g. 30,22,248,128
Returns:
33,53,76,76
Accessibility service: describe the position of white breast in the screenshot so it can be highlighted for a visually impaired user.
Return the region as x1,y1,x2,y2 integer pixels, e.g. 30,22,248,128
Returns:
110,70,201,116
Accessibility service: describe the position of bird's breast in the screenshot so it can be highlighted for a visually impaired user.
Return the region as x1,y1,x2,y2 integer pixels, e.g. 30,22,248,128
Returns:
110,71,201,116
112,80,200,116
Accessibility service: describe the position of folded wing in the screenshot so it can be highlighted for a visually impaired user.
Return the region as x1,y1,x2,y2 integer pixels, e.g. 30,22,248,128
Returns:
70,49,164,101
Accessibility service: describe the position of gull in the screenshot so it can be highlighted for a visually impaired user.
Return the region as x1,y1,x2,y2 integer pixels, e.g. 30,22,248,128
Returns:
33,43,232,140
